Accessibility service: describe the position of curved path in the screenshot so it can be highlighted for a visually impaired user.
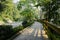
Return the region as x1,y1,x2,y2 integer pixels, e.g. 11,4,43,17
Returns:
13,22,49,40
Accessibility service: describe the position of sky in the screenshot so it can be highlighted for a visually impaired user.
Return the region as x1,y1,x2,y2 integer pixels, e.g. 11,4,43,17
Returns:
13,0,20,3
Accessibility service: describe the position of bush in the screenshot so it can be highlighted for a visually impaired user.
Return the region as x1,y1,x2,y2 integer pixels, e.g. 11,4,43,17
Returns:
22,20,34,27
0,23,30,40
13,26,24,33
0,25,24,40
0,25,14,40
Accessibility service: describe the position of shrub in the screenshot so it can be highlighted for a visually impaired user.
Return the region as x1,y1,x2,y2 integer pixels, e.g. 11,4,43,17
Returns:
0,25,14,40
22,20,34,27
13,26,24,33
0,23,30,40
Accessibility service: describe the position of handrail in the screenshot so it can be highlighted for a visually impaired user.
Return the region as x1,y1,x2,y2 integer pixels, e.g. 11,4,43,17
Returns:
37,19,60,35
44,21,60,34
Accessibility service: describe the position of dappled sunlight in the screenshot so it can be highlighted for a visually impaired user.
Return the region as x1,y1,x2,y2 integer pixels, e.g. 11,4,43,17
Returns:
0,0,60,40
42,30,46,35
13,22,49,40
43,35,48,39
21,28,34,35
34,29,37,37
29,28,34,34
37,29,41,37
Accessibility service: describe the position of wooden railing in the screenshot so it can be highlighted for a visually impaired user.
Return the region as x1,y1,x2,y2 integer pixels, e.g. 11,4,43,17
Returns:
37,19,60,40
37,19,60,34
43,21,60,34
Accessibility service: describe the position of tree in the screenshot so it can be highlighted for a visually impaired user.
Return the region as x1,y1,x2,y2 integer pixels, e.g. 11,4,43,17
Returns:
18,0,37,23
0,0,14,22
0,0,20,22
35,0,60,24
20,8,34,21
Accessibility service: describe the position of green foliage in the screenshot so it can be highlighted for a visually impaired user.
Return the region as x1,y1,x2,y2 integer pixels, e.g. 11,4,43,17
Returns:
0,25,28,40
20,8,34,20
0,0,13,12
22,20,34,27
17,0,39,21
35,0,60,25
0,0,21,22
13,26,24,33
0,25,14,40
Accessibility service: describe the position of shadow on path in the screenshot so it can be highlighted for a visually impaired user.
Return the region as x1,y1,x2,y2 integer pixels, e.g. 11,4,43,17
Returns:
13,22,49,40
